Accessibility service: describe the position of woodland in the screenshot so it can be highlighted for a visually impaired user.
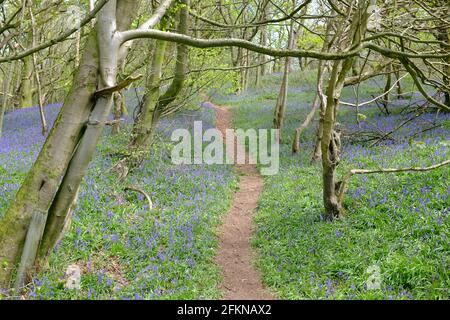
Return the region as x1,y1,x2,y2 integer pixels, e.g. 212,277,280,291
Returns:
0,0,449,300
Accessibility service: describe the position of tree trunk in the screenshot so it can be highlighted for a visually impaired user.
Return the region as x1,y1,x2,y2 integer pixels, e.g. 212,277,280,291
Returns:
381,63,392,114
393,65,403,98
20,56,33,108
311,23,334,163
321,62,343,219
39,0,139,259
255,27,267,88
30,6,48,135
0,30,100,288
273,21,295,134
0,62,14,138
111,91,125,135
131,38,167,149
320,0,373,219
433,17,450,109
130,0,189,160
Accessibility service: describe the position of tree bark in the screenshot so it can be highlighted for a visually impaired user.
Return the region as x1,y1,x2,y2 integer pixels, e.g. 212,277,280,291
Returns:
0,30,100,288
273,20,295,134
130,0,189,164
0,62,14,138
131,36,167,149
381,62,392,114
38,0,139,259
321,0,373,219
20,55,33,108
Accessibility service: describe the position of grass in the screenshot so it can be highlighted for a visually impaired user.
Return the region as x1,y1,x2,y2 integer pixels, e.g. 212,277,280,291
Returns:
222,71,450,300
1,70,448,300
0,96,238,299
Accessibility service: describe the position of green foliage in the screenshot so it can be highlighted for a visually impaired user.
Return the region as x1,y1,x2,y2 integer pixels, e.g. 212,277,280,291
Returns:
0,107,238,300
227,72,450,300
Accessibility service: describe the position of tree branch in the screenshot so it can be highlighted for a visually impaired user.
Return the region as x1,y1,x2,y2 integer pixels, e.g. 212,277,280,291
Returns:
338,159,450,204
0,0,111,64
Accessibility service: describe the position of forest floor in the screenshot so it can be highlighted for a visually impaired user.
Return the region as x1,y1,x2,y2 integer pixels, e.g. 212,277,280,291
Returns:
211,102,274,300
0,95,239,299
1,72,449,300
213,72,450,299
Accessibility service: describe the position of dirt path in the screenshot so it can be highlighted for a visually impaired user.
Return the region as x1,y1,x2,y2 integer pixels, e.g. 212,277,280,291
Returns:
211,103,275,300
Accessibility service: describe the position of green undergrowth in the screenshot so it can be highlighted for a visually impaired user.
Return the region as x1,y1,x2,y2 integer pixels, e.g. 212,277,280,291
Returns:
1,107,238,300
224,72,450,300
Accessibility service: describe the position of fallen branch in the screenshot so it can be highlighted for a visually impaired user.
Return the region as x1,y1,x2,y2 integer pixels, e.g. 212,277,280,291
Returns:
124,185,153,210
337,159,450,204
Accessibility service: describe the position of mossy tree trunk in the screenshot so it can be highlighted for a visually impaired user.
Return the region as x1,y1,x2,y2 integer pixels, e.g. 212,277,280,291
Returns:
39,0,139,259
0,0,146,289
0,30,100,288
131,36,168,149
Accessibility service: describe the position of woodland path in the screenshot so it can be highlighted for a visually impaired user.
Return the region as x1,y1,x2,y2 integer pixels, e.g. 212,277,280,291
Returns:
209,102,275,300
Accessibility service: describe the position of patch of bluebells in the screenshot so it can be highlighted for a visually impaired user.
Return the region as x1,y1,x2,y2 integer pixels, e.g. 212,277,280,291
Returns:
0,104,62,218
227,77,450,300
1,90,237,299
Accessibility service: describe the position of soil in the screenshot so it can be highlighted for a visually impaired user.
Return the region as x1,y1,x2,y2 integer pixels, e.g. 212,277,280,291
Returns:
212,103,275,300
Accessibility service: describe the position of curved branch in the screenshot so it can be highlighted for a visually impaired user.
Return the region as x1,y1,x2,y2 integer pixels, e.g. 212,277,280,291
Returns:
137,0,175,31
119,29,450,61
189,0,312,29
400,57,450,112
337,159,450,204
0,0,111,64
125,186,153,210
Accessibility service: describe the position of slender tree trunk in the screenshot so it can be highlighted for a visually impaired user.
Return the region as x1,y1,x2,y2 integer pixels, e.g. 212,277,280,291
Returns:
321,62,343,219
381,63,392,114
351,58,359,76
311,22,334,163
0,62,14,138
433,15,450,109
130,0,189,157
255,28,267,88
255,0,269,88
30,6,47,134
131,38,167,149
393,65,403,98
273,21,295,134
20,55,33,108
112,91,125,135
33,59,47,135
438,32,450,108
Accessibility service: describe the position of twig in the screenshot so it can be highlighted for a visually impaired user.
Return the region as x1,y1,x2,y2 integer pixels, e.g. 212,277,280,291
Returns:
124,185,153,210
337,159,450,204
340,74,408,107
